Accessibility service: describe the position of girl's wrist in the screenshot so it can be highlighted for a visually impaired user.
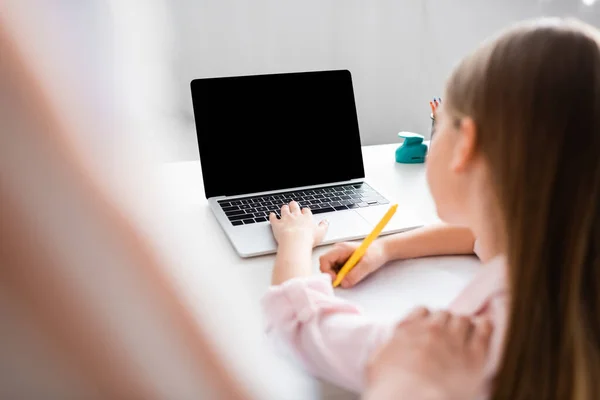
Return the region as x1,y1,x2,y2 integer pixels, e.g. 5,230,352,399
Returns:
380,237,397,263
277,231,315,249
272,235,314,285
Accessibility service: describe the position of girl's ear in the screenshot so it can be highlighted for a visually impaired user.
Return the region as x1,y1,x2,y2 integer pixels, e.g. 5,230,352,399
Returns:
451,117,477,173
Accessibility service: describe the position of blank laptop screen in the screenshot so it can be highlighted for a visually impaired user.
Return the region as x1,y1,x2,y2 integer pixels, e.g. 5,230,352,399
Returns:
191,69,365,198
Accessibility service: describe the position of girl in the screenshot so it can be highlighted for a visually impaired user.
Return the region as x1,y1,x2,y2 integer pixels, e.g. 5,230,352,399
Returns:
262,18,600,399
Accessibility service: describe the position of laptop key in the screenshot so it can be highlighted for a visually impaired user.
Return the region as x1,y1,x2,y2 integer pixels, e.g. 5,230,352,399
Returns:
255,206,268,212
339,195,351,200
312,207,335,214
222,206,239,213
334,205,348,211
229,214,249,221
225,209,246,217
231,220,244,226
347,203,360,209
377,199,390,204
329,201,341,207
255,217,268,222
242,218,255,225
357,202,368,207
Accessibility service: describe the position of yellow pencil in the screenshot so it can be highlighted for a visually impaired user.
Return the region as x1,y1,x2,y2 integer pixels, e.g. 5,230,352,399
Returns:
332,204,398,287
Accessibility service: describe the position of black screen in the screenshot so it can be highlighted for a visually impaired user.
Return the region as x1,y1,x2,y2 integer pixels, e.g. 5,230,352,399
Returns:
191,70,365,198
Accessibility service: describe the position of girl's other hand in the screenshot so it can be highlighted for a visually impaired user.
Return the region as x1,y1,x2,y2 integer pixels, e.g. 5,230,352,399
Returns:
318,240,388,288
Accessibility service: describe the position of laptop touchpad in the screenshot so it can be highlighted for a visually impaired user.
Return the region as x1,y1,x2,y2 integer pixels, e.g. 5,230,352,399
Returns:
314,210,373,244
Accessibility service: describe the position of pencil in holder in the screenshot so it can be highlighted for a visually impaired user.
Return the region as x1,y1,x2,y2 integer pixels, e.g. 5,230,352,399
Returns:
430,113,435,140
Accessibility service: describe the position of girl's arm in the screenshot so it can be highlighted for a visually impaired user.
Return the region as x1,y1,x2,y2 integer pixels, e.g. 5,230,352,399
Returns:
318,224,478,288
269,201,328,285
263,273,395,392
271,234,314,285
381,223,476,261
267,202,394,391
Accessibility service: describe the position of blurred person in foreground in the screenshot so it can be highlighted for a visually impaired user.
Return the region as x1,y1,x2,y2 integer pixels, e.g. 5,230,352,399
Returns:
0,2,493,399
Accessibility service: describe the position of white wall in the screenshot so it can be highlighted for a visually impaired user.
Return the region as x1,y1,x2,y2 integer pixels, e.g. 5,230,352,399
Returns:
165,0,600,160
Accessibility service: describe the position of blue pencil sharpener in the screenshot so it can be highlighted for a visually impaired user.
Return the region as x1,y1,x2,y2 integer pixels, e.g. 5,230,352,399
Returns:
395,132,427,164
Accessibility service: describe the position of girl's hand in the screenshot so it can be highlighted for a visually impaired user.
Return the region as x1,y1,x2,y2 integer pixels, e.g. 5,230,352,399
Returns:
318,240,388,288
365,308,493,400
269,201,329,248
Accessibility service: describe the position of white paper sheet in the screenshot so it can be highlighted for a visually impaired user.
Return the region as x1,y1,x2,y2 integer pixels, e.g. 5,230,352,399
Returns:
334,255,481,322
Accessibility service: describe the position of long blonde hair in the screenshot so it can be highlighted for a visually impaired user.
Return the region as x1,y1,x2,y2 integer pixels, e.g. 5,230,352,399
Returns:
446,18,600,399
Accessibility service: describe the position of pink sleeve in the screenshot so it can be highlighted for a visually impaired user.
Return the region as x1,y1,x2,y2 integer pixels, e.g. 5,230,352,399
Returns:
261,274,394,392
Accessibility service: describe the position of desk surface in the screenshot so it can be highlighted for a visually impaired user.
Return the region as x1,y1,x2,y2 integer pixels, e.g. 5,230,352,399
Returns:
160,143,480,399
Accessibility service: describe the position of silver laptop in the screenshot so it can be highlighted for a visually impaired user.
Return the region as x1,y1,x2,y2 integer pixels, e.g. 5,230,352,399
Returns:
190,69,419,257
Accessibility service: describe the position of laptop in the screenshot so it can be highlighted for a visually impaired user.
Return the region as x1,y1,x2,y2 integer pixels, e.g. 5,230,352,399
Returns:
190,69,420,257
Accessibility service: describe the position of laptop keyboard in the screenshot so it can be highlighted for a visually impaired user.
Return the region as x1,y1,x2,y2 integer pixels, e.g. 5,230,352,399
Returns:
218,183,389,226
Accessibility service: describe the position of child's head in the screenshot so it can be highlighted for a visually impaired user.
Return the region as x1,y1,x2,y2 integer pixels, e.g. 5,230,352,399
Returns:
428,18,600,398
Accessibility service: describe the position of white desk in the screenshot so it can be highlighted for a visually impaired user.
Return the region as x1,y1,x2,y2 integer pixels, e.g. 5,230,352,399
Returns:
160,143,480,399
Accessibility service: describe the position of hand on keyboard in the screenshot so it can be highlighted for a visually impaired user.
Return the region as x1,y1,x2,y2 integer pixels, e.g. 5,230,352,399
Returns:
269,201,329,248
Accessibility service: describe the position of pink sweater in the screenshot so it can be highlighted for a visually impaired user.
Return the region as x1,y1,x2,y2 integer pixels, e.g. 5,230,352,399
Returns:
261,254,508,396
